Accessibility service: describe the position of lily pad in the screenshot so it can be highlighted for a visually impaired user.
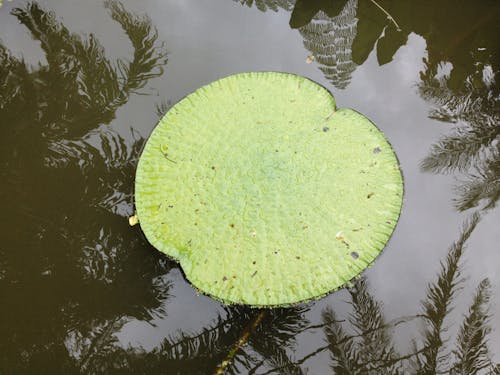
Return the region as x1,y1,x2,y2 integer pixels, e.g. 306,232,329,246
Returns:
135,72,403,306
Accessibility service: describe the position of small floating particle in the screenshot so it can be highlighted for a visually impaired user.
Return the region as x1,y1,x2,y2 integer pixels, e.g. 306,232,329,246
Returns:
373,147,381,154
222,276,228,281
323,126,330,132
306,55,315,64
230,223,235,228
251,230,257,237
350,251,359,259
128,215,139,226
335,231,344,241
367,192,374,199
251,270,257,278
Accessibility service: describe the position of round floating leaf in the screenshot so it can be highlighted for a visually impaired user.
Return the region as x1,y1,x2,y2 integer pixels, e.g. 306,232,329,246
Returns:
135,72,403,306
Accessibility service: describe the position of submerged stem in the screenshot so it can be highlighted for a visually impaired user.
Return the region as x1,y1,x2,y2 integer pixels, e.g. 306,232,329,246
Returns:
369,0,401,31
213,310,267,375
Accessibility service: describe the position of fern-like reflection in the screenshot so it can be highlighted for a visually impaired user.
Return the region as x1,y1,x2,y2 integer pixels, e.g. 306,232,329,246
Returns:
233,0,295,13
0,1,170,372
419,50,499,212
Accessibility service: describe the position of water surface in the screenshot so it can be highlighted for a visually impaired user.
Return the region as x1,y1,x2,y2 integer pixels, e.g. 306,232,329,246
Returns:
1,0,499,373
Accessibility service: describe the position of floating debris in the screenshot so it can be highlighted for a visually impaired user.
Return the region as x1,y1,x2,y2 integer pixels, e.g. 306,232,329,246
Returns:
306,55,315,64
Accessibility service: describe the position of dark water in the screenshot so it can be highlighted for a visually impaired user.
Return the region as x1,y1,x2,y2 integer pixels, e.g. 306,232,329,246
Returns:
0,0,499,373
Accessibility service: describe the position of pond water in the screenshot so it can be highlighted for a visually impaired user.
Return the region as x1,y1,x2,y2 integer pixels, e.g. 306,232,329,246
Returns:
0,0,498,373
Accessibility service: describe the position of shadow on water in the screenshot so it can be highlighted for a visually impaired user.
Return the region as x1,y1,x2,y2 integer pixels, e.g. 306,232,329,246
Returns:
0,0,499,373
0,1,171,372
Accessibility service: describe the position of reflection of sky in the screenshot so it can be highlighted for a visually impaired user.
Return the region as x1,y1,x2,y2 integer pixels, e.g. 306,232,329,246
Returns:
2,0,498,371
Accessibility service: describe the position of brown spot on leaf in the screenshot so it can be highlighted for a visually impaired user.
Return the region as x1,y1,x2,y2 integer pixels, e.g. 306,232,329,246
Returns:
373,147,381,154
351,251,359,259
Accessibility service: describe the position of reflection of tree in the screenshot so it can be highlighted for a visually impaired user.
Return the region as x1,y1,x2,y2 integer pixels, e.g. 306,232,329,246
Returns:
232,0,295,12
420,63,499,211
322,277,403,374
254,0,499,98
0,1,170,372
257,213,498,374
63,306,308,374
297,0,358,89
163,306,307,374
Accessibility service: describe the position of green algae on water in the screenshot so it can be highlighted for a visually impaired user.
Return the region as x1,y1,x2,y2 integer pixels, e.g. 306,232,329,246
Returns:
134,72,403,307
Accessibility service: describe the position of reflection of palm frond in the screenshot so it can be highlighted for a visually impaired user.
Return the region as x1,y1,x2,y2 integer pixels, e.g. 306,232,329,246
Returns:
420,102,499,175
155,99,171,118
419,64,499,212
0,2,171,371
11,3,121,126
0,45,32,114
255,346,303,375
452,278,493,375
348,277,400,373
76,318,127,373
454,156,500,212
7,1,167,139
248,306,307,374
149,306,308,374
105,0,167,96
298,0,358,89
234,0,295,12
323,306,360,374
414,213,480,374
46,128,145,216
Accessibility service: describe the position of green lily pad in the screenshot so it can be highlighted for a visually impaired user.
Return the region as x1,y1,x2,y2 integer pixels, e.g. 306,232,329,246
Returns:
135,72,403,306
